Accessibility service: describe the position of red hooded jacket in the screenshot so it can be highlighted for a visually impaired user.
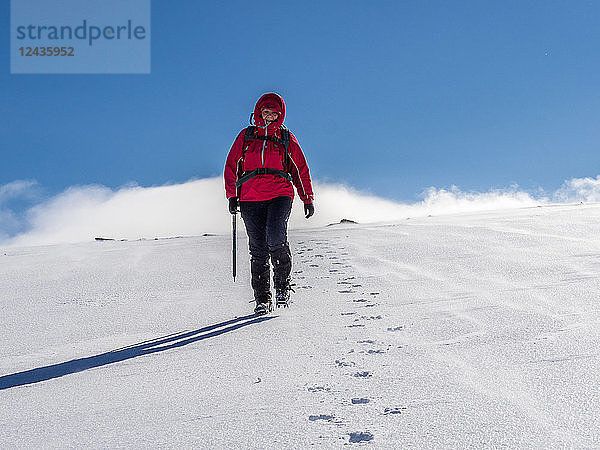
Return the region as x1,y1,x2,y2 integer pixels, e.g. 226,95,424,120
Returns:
224,93,314,204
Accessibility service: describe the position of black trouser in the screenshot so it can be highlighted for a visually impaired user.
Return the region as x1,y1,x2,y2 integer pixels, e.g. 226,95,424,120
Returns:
240,196,293,302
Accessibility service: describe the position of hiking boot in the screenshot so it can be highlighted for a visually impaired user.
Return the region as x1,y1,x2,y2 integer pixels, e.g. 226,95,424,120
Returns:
275,290,289,308
275,284,295,308
254,299,272,315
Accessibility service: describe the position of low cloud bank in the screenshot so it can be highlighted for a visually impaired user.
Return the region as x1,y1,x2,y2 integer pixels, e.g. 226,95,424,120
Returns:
553,175,600,203
0,175,597,247
5,179,227,247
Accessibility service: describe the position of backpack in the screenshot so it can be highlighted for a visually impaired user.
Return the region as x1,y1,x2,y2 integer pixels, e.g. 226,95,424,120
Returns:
234,125,292,188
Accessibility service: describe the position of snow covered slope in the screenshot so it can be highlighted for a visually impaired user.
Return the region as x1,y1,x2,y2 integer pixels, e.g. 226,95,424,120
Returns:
1,204,599,448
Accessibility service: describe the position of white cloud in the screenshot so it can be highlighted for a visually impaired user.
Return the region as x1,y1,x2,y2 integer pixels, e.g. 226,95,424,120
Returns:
8,179,227,247
0,180,39,205
298,183,541,227
553,175,600,203
0,180,41,241
0,211,15,242
2,174,599,247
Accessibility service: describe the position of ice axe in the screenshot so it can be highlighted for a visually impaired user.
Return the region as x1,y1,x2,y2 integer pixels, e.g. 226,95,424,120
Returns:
232,210,237,281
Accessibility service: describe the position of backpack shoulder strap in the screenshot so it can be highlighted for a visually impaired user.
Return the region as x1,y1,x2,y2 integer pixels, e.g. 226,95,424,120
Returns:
280,125,290,169
240,126,256,162
244,126,256,142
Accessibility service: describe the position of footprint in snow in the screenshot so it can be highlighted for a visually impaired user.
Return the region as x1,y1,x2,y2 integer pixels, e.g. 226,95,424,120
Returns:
307,385,331,393
353,371,372,378
349,432,374,443
384,407,407,415
335,359,356,368
308,414,335,422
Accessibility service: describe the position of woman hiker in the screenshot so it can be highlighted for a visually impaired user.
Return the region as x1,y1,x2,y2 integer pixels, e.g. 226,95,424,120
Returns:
224,92,315,315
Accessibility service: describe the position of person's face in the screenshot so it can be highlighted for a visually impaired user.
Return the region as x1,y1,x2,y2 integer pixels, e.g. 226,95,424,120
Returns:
261,108,279,122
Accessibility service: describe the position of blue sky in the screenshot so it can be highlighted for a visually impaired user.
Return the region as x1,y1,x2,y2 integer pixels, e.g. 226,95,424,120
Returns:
2,0,600,217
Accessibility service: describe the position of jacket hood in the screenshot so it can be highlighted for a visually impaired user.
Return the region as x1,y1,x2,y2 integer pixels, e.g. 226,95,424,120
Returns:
253,93,286,130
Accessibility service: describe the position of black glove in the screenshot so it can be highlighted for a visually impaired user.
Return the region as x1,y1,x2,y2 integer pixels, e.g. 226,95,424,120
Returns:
228,197,239,214
304,202,314,219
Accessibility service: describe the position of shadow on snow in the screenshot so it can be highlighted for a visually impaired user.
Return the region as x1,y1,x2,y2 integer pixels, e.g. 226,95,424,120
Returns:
0,314,274,390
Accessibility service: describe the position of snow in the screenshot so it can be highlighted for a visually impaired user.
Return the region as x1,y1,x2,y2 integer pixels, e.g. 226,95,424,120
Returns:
1,204,599,447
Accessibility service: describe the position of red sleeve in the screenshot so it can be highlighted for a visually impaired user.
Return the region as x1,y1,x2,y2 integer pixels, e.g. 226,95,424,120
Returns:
224,130,246,199
288,132,314,204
